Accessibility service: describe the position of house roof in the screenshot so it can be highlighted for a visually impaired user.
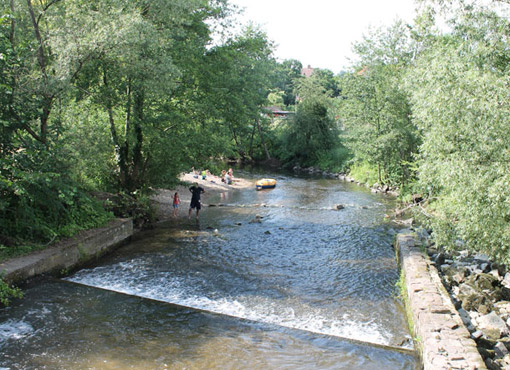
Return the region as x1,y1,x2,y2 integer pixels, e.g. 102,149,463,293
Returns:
301,64,314,77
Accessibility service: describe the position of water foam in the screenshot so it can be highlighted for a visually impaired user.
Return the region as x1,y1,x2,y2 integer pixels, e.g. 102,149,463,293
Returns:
65,260,394,348
0,319,34,346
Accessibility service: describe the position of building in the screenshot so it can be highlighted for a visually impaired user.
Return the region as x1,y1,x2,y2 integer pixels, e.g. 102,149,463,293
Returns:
301,64,314,78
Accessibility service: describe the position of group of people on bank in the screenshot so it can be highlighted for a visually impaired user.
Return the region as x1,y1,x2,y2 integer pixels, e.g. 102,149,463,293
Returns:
171,167,235,220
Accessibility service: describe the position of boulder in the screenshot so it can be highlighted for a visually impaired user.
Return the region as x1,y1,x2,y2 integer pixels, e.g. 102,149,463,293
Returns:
475,253,491,263
333,204,344,210
494,341,510,358
492,262,507,277
458,282,493,313
478,311,510,340
471,330,484,340
467,273,499,291
443,265,468,286
435,252,446,266
489,269,501,280
502,273,510,289
458,249,470,259
415,227,430,241
495,301,510,320
481,263,491,273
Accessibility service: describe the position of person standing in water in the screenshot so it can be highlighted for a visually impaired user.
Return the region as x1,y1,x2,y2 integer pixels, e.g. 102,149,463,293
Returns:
189,182,205,220
172,192,180,218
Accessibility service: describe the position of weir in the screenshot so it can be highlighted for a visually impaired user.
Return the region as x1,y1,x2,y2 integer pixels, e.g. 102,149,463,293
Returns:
63,278,415,355
0,174,420,369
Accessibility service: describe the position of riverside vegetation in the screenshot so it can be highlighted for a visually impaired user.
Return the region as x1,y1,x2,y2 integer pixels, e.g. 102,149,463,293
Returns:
1,0,509,319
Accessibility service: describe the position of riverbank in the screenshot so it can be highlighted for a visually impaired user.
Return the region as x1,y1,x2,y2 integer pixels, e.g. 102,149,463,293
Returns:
150,172,254,221
427,243,510,369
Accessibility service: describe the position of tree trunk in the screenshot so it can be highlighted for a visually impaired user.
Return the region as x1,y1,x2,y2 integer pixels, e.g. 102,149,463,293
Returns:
9,0,15,45
248,124,256,159
103,69,129,189
130,87,145,191
26,0,52,144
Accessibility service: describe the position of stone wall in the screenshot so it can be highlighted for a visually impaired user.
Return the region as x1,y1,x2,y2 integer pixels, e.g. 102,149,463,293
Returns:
396,233,486,369
0,218,133,284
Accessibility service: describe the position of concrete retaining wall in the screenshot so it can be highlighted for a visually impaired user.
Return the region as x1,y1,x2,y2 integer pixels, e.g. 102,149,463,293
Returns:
0,218,133,284
396,233,486,369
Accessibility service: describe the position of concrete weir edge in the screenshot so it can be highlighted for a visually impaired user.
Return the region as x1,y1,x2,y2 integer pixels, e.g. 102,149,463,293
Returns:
0,218,133,285
395,233,487,370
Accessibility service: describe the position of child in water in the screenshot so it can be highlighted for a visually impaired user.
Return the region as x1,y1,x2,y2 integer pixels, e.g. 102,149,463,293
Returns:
172,192,180,217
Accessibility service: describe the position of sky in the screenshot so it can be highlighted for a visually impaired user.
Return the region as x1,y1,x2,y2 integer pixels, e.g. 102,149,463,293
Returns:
229,0,418,73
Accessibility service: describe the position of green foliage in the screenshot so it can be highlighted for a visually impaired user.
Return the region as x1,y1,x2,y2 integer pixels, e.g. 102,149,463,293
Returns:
0,150,113,246
104,192,155,229
276,80,340,167
274,59,302,107
339,21,420,187
315,147,351,173
0,278,23,307
348,161,380,186
406,4,510,262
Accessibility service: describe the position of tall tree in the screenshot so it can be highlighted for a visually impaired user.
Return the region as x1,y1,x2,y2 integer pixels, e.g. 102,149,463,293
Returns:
339,21,419,186
277,75,339,167
407,2,510,261
198,25,275,160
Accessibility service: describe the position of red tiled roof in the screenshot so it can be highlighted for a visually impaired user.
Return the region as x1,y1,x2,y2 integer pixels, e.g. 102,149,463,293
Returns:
301,65,314,77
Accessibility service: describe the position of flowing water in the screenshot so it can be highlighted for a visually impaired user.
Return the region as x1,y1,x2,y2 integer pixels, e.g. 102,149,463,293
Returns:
0,173,419,369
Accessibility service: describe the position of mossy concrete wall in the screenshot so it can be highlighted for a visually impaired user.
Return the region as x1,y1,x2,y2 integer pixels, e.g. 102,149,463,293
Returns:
0,219,133,284
396,233,486,369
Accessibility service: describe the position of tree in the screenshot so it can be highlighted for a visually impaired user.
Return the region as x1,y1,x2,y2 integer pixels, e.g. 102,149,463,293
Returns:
71,0,228,191
407,2,510,261
274,59,302,107
197,25,276,161
339,21,419,186
276,75,341,168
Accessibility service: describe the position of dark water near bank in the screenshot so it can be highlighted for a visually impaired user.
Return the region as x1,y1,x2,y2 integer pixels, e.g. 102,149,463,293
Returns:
0,173,419,369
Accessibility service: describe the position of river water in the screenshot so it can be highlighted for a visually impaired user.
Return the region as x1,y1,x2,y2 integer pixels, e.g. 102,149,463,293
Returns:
0,173,419,369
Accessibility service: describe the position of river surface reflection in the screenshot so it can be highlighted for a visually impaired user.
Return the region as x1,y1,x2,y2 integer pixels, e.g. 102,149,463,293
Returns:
0,172,419,369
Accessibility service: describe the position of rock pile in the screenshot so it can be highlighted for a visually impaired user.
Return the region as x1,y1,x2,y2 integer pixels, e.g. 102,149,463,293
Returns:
429,244,510,369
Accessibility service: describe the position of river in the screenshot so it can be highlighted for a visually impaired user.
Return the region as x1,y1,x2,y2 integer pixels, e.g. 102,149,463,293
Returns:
0,172,419,369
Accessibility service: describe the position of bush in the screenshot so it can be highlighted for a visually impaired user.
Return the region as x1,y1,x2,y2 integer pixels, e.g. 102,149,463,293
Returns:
316,147,351,173
103,192,155,229
0,154,113,248
0,278,23,307
348,161,380,186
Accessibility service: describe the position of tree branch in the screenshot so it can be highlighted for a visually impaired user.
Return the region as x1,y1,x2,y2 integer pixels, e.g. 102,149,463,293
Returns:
26,0,47,79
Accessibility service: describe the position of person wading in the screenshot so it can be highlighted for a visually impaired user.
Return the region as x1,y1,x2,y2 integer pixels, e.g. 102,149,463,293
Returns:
188,182,205,220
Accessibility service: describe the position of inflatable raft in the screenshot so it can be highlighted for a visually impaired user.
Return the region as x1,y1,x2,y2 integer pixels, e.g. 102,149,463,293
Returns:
256,178,276,190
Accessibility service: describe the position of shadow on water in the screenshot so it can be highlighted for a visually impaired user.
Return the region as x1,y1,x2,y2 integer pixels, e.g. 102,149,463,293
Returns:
0,172,420,369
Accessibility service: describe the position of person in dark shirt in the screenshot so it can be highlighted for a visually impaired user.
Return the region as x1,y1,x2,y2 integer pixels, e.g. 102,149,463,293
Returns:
188,182,205,220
